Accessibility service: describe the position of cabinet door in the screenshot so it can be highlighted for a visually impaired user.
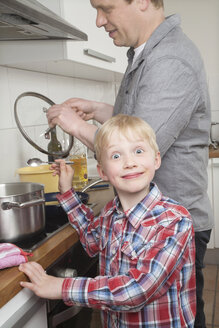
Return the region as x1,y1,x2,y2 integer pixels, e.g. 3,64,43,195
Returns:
207,159,215,248
0,288,47,328
61,0,127,73
212,159,219,248
23,302,47,328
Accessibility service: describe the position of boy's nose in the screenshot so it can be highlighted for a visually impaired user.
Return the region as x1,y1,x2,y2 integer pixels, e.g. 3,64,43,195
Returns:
124,155,137,168
96,10,107,28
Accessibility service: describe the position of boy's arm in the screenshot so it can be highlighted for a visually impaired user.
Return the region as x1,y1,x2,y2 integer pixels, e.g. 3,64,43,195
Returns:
50,159,102,257
57,188,103,258
62,216,195,312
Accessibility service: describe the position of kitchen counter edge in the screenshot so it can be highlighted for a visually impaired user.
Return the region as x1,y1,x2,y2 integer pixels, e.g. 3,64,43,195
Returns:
209,146,219,158
0,224,78,308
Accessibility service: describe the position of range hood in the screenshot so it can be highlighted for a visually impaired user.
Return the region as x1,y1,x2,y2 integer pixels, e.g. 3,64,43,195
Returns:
0,0,88,41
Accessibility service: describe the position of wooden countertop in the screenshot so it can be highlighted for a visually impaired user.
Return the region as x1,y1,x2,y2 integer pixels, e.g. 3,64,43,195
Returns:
0,224,79,308
209,145,219,158
0,184,114,309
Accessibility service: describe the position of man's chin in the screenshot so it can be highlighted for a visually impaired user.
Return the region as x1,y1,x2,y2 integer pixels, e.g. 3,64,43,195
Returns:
113,39,125,47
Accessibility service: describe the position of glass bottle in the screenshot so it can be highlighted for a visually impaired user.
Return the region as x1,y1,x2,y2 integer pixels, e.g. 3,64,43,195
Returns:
47,127,63,162
69,138,88,190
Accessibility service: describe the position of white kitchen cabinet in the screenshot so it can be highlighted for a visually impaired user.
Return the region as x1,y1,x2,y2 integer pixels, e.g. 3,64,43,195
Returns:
0,0,127,82
59,0,127,74
207,159,215,248
212,159,219,248
207,158,219,249
0,288,47,328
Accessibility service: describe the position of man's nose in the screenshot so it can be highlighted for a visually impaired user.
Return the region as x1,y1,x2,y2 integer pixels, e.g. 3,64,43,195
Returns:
96,10,107,28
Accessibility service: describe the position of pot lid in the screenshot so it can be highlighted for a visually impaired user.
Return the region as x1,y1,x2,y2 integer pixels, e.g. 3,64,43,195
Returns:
14,92,73,158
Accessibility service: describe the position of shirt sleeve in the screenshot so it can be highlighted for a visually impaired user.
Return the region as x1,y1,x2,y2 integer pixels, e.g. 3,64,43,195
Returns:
62,215,195,312
132,57,201,157
57,189,101,257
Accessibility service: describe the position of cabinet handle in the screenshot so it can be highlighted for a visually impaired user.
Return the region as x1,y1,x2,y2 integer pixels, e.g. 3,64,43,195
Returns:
84,48,116,63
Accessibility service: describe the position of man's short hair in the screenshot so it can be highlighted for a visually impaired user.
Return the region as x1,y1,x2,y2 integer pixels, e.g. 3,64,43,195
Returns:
125,0,163,9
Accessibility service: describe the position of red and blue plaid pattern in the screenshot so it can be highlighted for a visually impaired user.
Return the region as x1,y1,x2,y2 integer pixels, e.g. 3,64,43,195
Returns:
58,183,196,328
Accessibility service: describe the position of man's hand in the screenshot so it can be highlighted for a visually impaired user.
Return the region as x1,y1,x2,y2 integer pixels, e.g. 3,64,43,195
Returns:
47,98,113,129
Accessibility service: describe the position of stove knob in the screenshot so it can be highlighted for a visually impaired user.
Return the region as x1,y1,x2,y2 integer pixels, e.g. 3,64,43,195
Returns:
52,267,77,278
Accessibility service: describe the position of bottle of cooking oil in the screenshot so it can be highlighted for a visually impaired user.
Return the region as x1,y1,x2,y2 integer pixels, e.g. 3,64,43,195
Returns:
68,138,88,190
47,127,63,162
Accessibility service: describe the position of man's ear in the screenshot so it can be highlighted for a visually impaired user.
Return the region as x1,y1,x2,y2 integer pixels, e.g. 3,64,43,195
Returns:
96,163,109,181
138,0,149,11
155,152,161,171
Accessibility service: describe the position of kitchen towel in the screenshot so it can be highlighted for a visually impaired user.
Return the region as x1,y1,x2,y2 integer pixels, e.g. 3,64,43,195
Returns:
0,243,32,269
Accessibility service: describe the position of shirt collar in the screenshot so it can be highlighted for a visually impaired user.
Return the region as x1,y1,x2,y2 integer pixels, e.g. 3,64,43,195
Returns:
126,183,162,228
127,14,181,70
102,183,163,229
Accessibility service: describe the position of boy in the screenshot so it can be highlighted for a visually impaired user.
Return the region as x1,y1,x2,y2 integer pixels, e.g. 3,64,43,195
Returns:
19,114,196,328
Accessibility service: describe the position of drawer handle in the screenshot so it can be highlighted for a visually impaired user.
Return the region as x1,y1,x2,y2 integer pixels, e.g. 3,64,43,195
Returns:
84,48,116,63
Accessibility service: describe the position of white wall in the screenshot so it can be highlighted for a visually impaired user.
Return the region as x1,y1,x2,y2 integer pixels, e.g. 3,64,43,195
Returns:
0,0,219,183
0,66,116,183
164,0,219,120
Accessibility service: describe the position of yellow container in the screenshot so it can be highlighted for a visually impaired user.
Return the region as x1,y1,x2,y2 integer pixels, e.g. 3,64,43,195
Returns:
17,165,59,194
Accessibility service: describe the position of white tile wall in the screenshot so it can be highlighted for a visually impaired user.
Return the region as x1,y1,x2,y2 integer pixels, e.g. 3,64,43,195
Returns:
0,67,12,129
1,0,219,184
0,66,116,183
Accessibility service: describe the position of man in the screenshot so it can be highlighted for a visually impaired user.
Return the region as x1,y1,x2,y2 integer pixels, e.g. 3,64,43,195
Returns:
47,1,214,327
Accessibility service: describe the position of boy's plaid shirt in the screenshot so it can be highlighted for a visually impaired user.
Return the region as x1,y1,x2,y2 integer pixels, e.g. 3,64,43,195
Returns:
57,183,196,328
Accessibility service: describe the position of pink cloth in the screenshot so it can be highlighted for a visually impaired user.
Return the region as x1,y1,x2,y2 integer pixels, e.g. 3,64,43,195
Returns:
0,243,32,269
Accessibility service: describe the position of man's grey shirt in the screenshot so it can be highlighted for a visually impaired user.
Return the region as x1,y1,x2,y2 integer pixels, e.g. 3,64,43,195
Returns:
114,14,213,231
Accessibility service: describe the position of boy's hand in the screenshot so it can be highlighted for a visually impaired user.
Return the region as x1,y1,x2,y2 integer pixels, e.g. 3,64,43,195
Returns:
50,159,74,194
19,262,64,299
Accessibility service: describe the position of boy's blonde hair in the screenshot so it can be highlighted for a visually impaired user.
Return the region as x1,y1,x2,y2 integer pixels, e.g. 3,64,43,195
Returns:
94,114,159,163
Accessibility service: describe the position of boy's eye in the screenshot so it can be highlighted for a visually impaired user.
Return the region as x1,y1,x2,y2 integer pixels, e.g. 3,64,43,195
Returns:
112,153,120,159
135,148,144,154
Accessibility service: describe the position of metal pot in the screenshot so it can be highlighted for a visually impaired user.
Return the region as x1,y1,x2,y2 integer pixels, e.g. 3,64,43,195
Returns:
0,182,45,242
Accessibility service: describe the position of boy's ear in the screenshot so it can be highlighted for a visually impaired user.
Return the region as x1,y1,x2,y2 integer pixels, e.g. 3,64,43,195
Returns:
155,152,161,171
96,163,109,181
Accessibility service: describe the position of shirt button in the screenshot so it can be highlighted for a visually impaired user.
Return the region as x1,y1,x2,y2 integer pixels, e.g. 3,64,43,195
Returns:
112,248,116,255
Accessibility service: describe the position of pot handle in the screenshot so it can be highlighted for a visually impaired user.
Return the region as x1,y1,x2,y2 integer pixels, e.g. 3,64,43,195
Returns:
81,178,103,192
1,198,45,210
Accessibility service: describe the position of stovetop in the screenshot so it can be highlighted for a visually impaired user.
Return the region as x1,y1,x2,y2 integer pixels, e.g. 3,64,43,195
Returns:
15,223,69,252
14,202,97,252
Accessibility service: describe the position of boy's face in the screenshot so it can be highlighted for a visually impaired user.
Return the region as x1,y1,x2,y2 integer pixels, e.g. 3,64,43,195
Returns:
97,128,161,198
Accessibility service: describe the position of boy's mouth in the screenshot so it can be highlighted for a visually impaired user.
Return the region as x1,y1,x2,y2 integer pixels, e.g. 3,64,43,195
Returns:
122,172,143,179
